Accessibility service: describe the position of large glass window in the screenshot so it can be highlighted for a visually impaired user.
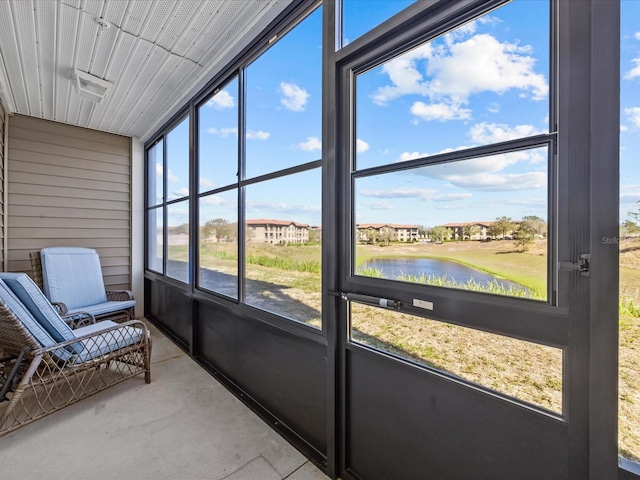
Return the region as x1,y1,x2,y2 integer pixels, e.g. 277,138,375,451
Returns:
193,5,323,329
619,0,640,464
352,0,551,302
199,78,239,191
245,6,322,179
199,188,238,299
146,115,190,283
351,302,563,412
245,170,322,326
148,139,164,207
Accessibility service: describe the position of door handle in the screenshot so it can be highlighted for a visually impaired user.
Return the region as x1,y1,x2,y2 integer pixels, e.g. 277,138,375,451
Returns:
329,290,402,309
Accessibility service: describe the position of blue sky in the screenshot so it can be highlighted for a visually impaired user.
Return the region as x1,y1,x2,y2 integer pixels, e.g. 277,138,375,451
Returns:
159,0,639,230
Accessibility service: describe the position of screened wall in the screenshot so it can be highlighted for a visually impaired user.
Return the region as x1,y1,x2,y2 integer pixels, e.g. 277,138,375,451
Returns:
144,1,632,479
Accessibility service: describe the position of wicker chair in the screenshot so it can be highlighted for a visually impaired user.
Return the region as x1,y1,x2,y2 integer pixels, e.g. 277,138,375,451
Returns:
0,274,150,437
30,248,135,323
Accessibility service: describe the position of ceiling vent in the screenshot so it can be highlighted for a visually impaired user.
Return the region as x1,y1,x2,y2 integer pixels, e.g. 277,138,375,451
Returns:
73,69,113,103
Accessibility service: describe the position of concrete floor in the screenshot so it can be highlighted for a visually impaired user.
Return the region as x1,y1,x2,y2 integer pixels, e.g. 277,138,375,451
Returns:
0,320,330,480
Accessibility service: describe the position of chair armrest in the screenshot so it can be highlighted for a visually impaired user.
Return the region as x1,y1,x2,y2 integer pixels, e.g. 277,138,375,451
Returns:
62,311,96,329
106,290,134,301
51,301,68,316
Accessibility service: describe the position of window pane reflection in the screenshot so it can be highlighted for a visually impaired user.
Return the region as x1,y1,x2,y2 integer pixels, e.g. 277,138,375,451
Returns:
148,208,163,273
166,117,190,199
199,78,239,191
244,169,322,327
351,302,563,412
148,140,163,207
167,200,190,283
245,6,322,179
354,148,549,301
355,0,549,171
199,189,238,298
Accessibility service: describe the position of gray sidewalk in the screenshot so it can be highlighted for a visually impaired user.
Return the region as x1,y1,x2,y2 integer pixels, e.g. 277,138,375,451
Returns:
0,320,329,480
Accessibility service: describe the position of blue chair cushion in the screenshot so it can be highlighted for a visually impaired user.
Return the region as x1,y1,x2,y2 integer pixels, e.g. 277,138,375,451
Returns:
66,300,136,318
41,247,108,309
0,279,73,362
73,321,144,362
0,273,84,355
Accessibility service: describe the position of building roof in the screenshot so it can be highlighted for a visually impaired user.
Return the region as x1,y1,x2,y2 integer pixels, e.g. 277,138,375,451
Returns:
246,219,309,228
356,223,420,229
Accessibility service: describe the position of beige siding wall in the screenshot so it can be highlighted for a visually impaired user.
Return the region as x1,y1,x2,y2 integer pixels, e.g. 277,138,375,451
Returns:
0,101,5,271
7,114,132,290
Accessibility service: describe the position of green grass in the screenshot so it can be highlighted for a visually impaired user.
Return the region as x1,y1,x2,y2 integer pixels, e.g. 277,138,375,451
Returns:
391,273,541,299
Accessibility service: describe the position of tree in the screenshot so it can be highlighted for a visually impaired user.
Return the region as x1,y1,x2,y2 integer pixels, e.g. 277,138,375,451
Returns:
429,226,451,242
364,227,380,245
308,228,321,244
203,218,236,242
379,226,397,246
629,200,640,223
521,215,547,237
462,223,480,240
493,216,515,239
513,221,535,252
487,223,501,240
622,220,640,237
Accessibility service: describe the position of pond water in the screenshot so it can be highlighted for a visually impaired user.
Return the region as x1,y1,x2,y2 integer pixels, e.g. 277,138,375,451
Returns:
358,257,529,294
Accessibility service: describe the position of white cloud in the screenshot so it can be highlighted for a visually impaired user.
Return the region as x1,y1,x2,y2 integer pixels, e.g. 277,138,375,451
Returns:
200,178,216,189
206,90,235,110
432,193,472,202
368,201,395,210
372,44,433,105
442,171,547,191
156,164,163,177
373,30,548,121
487,102,500,113
207,127,269,140
635,32,640,40
299,136,322,151
280,82,310,112
431,34,547,99
175,188,189,197
208,127,238,137
410,101,471,121
469,122,544,144
621,125,629,132
246,130,270,140
621,185,640,205
167,168,179,184
359,187,439,200
625,107,640,128
625,58,640,80
247,201,321,215
356,139,370,153
201,195,227,206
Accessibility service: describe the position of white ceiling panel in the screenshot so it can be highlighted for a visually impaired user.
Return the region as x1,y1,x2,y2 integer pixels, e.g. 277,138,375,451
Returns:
90,23,120,78
13,0,40,116
139,0,176,44
155,1,202,55
55,3,79,121
0,0,293,141
120,0,154,37
35,0,57,119
81,0,105,18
